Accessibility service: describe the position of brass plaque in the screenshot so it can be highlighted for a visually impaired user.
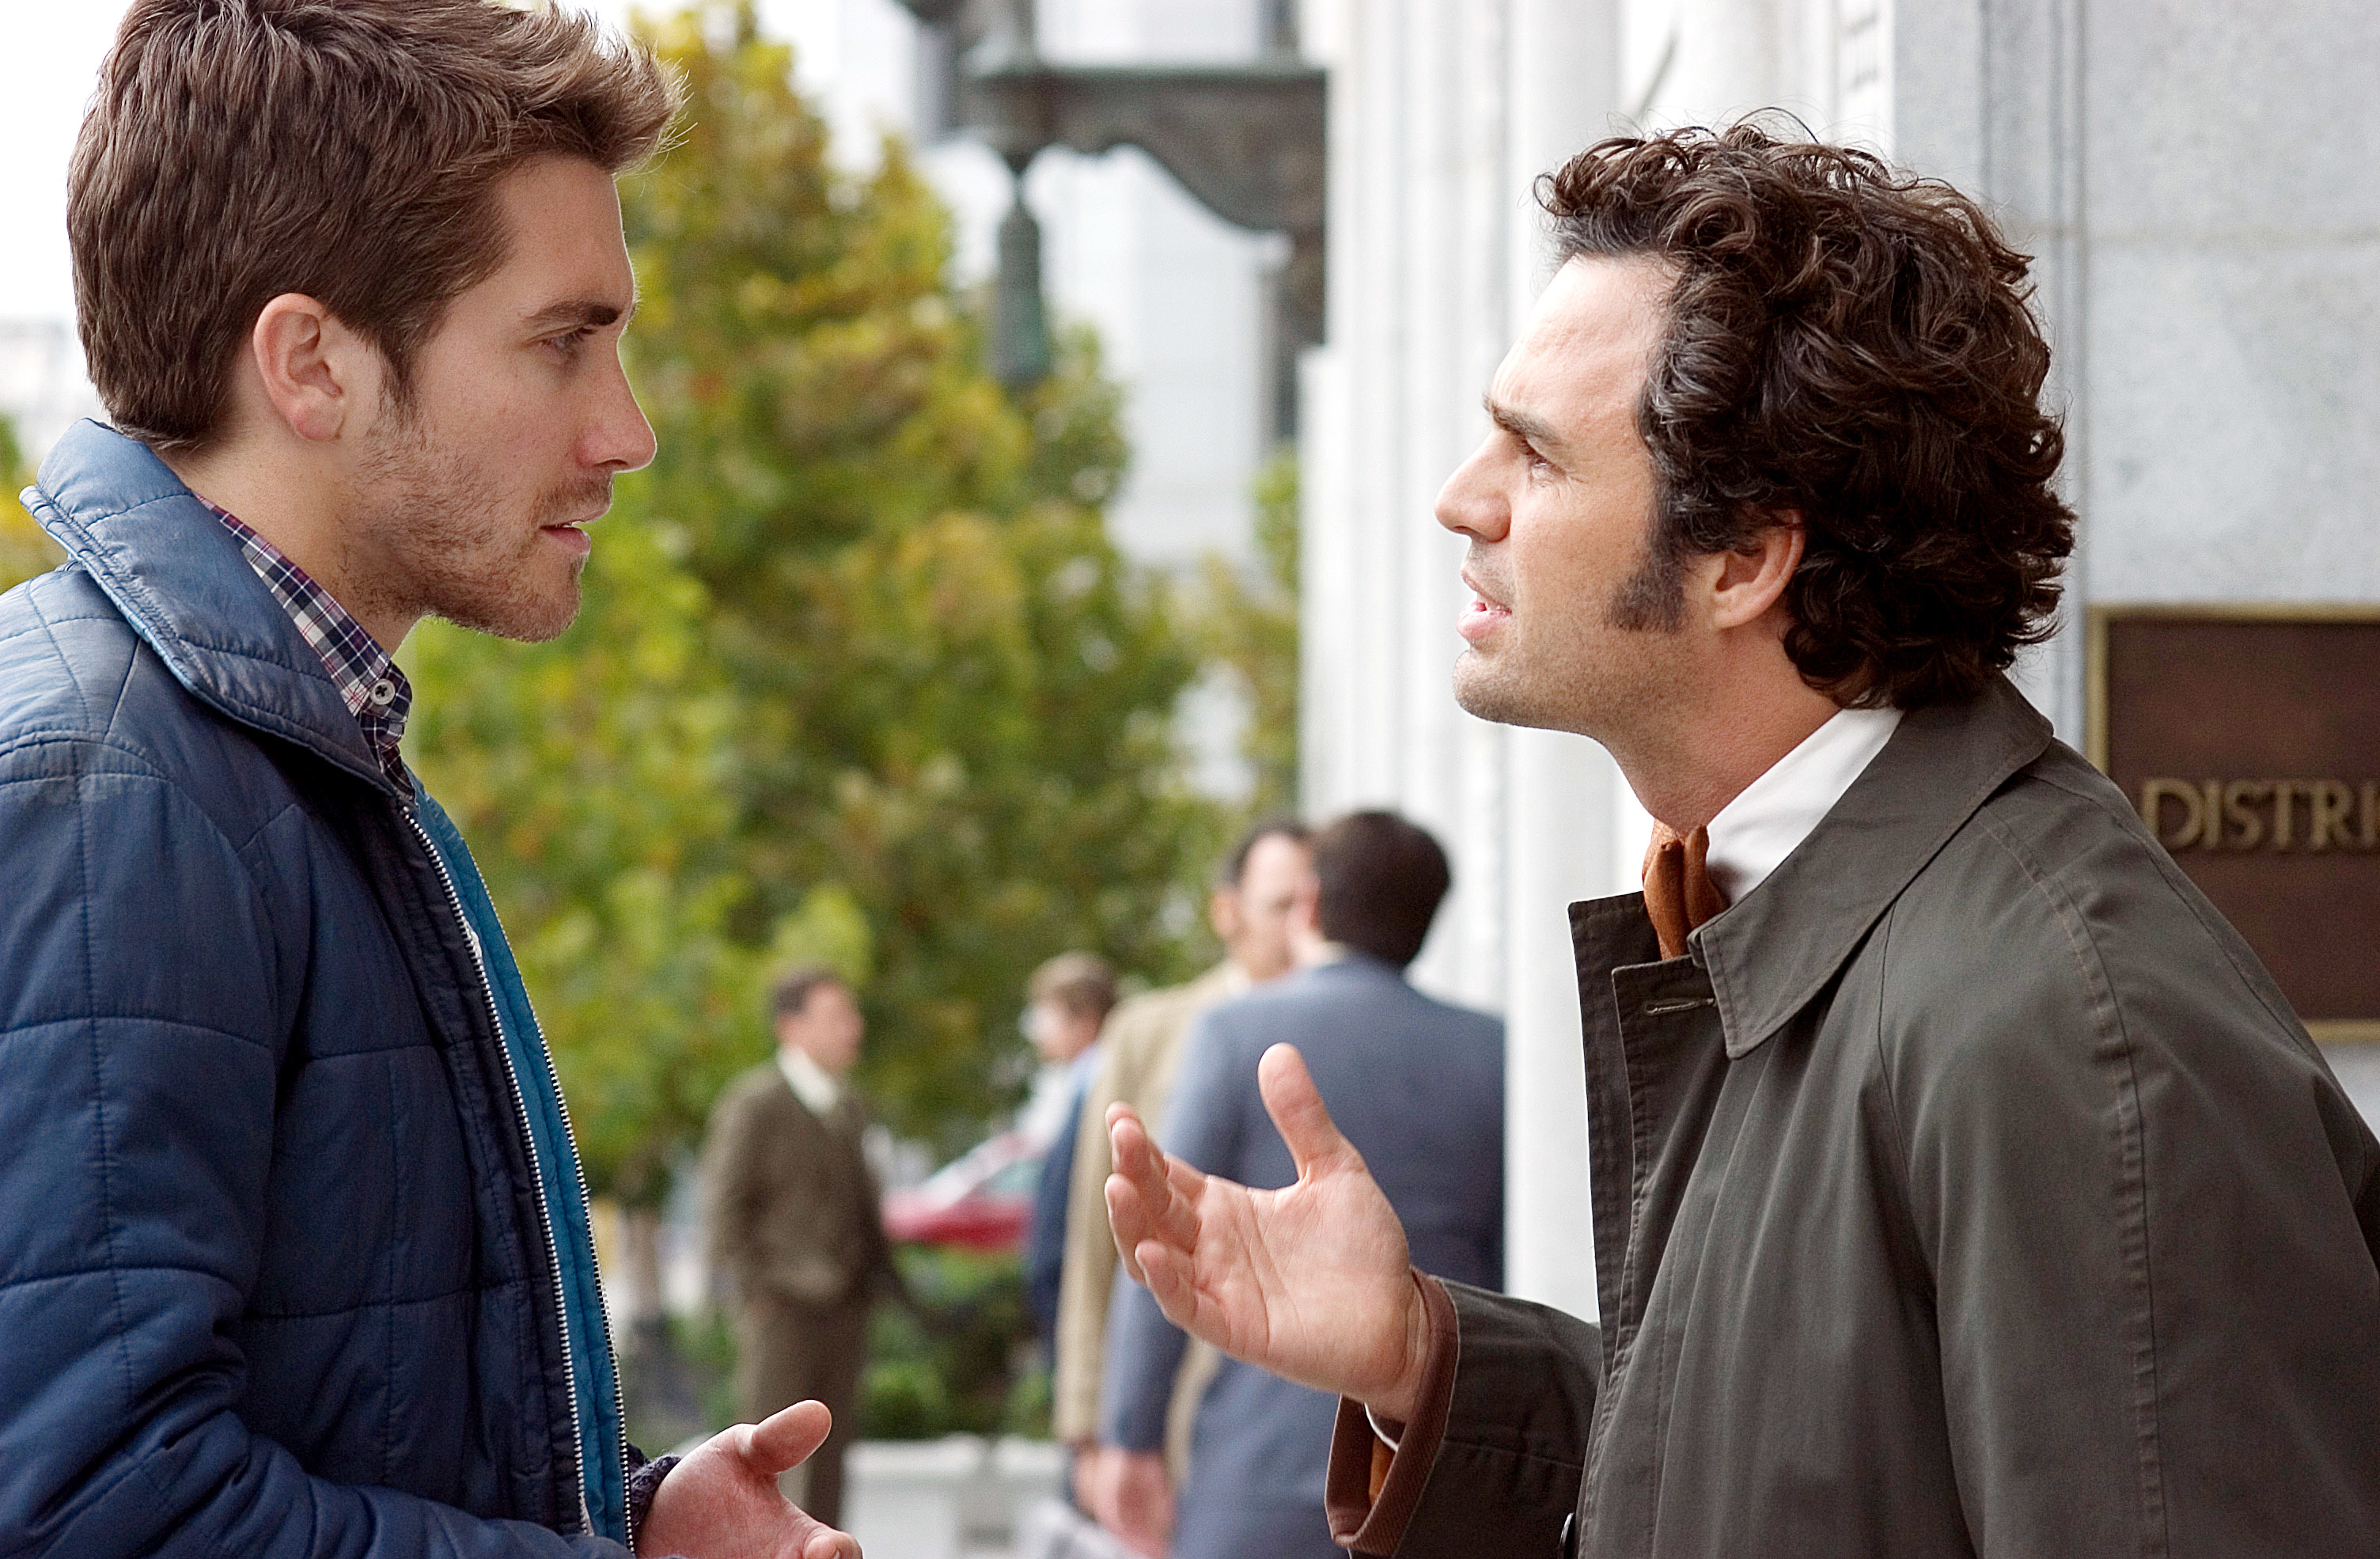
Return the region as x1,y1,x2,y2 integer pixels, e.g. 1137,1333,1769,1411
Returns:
2088,607,2380,1038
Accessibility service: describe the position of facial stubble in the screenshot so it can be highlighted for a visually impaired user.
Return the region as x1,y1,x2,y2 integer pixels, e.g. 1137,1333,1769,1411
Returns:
352,403,610,644
1451,525,1687,731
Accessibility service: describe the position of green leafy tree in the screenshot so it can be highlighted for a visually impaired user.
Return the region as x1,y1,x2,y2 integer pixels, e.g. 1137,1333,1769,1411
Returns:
602,2,1216,1147
2,419,65,592
1185,447,1302,820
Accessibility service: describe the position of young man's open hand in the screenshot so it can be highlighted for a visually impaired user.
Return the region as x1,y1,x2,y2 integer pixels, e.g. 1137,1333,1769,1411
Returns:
641,1401,861,1559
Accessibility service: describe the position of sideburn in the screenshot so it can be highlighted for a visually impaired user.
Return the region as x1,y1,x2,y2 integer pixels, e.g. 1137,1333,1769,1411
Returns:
1604,529,1689,633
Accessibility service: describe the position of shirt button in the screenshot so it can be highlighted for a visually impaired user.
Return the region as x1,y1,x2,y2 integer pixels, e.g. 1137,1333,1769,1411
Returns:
369,678,397,707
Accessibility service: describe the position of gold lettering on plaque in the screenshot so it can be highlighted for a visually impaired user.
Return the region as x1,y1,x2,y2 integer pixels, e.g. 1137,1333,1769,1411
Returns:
2224,780,2270,851
2308,780,2355,851
2137,777,2380,852
2139,778,2204,849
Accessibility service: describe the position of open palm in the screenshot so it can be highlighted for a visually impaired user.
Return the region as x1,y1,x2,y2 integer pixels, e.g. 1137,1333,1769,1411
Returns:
1104,1043,1429,1422
639,1400,860,1559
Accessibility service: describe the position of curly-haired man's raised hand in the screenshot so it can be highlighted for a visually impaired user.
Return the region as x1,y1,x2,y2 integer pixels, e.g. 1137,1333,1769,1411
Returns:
1103,1042,1431,1425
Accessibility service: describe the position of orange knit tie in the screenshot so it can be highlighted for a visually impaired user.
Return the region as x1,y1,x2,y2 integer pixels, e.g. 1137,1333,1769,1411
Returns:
1642,822,1728,960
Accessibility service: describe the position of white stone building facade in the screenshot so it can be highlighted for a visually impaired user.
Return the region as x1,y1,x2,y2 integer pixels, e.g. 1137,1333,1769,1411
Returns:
1294,0,2380,1323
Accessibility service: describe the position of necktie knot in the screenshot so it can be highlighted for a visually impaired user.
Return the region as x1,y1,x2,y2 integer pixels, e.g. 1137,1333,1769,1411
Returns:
1643,822,1727,960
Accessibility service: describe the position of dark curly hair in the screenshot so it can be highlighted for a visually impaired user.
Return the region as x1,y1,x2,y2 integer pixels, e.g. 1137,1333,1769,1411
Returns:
1540,123,2075,708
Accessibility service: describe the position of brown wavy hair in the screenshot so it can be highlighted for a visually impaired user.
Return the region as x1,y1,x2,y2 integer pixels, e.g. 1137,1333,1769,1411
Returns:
1541,123,2075,708
72,0,679,453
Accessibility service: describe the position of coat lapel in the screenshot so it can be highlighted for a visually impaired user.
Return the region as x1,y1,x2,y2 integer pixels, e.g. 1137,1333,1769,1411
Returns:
1691,677,2055,1059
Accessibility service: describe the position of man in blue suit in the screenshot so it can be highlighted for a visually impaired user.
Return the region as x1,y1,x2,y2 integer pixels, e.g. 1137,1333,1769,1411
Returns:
1094,812,1503,1559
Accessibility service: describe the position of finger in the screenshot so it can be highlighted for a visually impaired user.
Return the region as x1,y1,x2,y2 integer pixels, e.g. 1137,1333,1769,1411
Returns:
1109,1150,1204,1278
745,1398,833,1474
1106,1106,1163,1196
802,1525,861,1559
1105,1171,1152,1284
1257,1044,1363,1179
1161,1149,1206,1208
1135,1237,1206,1332
1112,1110,1205,1246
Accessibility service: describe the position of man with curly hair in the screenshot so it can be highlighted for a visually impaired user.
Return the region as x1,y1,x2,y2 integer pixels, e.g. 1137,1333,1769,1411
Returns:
1102,126,2380,1558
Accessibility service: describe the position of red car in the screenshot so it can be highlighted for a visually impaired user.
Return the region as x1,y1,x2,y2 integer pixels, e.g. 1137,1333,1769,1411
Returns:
881,1130,1040,1252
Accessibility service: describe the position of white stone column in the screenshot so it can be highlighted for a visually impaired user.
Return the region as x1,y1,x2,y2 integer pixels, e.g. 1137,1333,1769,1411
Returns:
1302,0,1624,1322
1494,0,1624,1320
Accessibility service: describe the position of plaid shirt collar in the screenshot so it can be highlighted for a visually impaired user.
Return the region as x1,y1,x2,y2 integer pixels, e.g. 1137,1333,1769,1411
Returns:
200,499,412,789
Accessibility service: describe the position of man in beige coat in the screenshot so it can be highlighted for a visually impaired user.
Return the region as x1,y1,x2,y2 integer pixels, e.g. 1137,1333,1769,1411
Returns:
1058,821,1310,1539
702,966,901,1530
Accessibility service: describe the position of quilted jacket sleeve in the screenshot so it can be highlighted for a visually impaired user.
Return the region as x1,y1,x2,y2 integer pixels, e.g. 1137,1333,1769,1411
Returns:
0,730,622,1558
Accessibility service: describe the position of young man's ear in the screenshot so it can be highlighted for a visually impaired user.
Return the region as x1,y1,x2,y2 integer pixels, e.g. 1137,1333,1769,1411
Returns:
248,293,381,442
1704,512,1806,632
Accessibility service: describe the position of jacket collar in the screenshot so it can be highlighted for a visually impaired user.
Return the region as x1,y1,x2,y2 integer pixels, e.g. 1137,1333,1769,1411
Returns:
1690,675,2053,1059
28,419,396,794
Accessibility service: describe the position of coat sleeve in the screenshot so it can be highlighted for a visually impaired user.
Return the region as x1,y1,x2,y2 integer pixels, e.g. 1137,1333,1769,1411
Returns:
1883,842,2380,1558
0,739,621,1557
1324,1280,1598,1558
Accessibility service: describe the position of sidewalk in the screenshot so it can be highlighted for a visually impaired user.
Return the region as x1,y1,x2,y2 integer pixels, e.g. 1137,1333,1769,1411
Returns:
843,1436,1066,1559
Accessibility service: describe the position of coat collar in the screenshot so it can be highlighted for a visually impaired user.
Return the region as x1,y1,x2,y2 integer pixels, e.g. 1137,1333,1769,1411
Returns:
1688,676,2052,1059
28,419,396,794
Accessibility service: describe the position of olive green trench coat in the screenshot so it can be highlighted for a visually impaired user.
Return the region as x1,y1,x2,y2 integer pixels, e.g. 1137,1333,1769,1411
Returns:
1334,677,2380,1557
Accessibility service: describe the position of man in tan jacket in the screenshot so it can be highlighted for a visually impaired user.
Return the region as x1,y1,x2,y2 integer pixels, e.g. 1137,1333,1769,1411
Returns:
1059,820,1311,1542
701,965,901,1530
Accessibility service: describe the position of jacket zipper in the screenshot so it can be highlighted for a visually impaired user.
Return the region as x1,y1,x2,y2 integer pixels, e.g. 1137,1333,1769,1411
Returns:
406,811,601,1542
535,1000,638,1551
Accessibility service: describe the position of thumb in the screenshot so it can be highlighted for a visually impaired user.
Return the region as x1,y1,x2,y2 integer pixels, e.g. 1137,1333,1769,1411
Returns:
746,1398,833,1475
1257,1044,1361,1180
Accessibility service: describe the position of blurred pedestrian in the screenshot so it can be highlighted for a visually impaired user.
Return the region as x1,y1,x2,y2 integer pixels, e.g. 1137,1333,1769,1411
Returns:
1055,821,1312,1504
701,966,904,1530
0,4,855,1556
1021,953,1121,1349
1096,812,1503,1559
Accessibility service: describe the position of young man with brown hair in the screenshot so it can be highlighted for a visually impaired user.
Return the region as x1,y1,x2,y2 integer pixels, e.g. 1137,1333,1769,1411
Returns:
0,4,854,1556
1104,127,2380,1558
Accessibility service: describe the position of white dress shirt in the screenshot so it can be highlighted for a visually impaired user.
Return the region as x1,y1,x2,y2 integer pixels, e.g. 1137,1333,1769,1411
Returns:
778,1045,844,1118
1703,704,1904,905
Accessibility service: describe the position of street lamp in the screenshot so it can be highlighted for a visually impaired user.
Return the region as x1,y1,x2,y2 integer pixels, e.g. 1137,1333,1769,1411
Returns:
893,0,1325,438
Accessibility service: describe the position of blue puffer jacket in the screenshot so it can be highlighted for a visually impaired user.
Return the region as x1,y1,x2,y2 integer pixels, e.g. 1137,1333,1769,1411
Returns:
0,423,631,1556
